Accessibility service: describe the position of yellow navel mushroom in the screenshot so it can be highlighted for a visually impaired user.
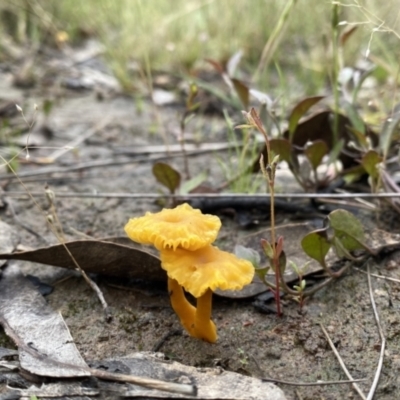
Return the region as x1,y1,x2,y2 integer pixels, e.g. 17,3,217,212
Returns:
160,245,254,343
124,203,224,340
124,203,221,251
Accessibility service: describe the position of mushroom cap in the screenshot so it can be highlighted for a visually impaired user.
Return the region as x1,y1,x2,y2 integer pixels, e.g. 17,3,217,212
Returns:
160,245,255,298
124,203,221,251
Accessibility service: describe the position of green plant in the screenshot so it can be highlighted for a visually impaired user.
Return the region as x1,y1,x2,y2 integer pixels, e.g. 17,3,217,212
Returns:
236,104,382,312
217,110,263,194
239,108,284,315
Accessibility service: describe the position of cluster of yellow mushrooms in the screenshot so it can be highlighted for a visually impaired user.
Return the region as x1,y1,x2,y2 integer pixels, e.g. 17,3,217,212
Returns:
124,203,254,343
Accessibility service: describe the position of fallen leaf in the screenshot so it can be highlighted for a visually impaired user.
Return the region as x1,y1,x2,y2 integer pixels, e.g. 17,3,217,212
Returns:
0,238,165,282
0,267,90,377
0,267,197,396
0,221,19,267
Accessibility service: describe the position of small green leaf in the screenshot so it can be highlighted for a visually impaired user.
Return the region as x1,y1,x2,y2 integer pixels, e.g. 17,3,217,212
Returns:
186,82,199,110
288,96,325,140
304,140,329,170
342,101,365,135
255,266,270,281
332,236,357,259
327,138,344,164
361,150,382,179
180,171,208,194
232,78,250,110
301,228,331,265
278,249,287,275
260,238,274,259
152,162,181,194
328,209,365,251
347,126,369,149
289,260,300,275
234,245,260,268
380,102,400,158
42,99,54,116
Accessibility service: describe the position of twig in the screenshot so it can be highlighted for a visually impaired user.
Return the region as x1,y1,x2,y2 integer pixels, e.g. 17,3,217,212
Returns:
33,117,111,164
0,147,236,181
5,191,400,200
261,377,366,387
320,323,367,400
354,267,400,284
251,350,366,387
89,367,196,396
366,262,386,400
45,187,111,318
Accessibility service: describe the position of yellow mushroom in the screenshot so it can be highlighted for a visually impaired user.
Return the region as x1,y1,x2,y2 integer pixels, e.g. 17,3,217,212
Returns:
124,203,221,251
124,203,223,340
168,278,196,336
160,245,254,343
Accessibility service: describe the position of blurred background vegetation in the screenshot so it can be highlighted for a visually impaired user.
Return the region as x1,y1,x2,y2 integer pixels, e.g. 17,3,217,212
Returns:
0,0,399,95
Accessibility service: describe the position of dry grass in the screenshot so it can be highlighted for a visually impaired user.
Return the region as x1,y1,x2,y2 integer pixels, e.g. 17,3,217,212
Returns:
1,0,399,92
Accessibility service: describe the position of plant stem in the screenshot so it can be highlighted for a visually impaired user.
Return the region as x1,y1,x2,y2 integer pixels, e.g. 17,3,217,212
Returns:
248,108,282,316
331,2,340,145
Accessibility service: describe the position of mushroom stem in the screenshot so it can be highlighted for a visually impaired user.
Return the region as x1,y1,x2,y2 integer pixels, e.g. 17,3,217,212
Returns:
168,278,196,336
194,289,217,343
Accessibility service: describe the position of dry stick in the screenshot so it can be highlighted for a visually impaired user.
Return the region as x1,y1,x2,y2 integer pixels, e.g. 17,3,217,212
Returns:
354,267,400,284
5,191,400,200
0,148,229,181
261,377,366,387
34,116,112,164
366,262,386,400
89,367,196,396
320,323,367,400
250,354,366,387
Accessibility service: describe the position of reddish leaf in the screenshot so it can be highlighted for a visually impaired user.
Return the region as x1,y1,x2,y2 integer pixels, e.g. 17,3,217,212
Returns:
284,110,377,169
270,138,292,163
339,25,358,47
232,78,249,109
288,96,325,139
205,58,225,74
